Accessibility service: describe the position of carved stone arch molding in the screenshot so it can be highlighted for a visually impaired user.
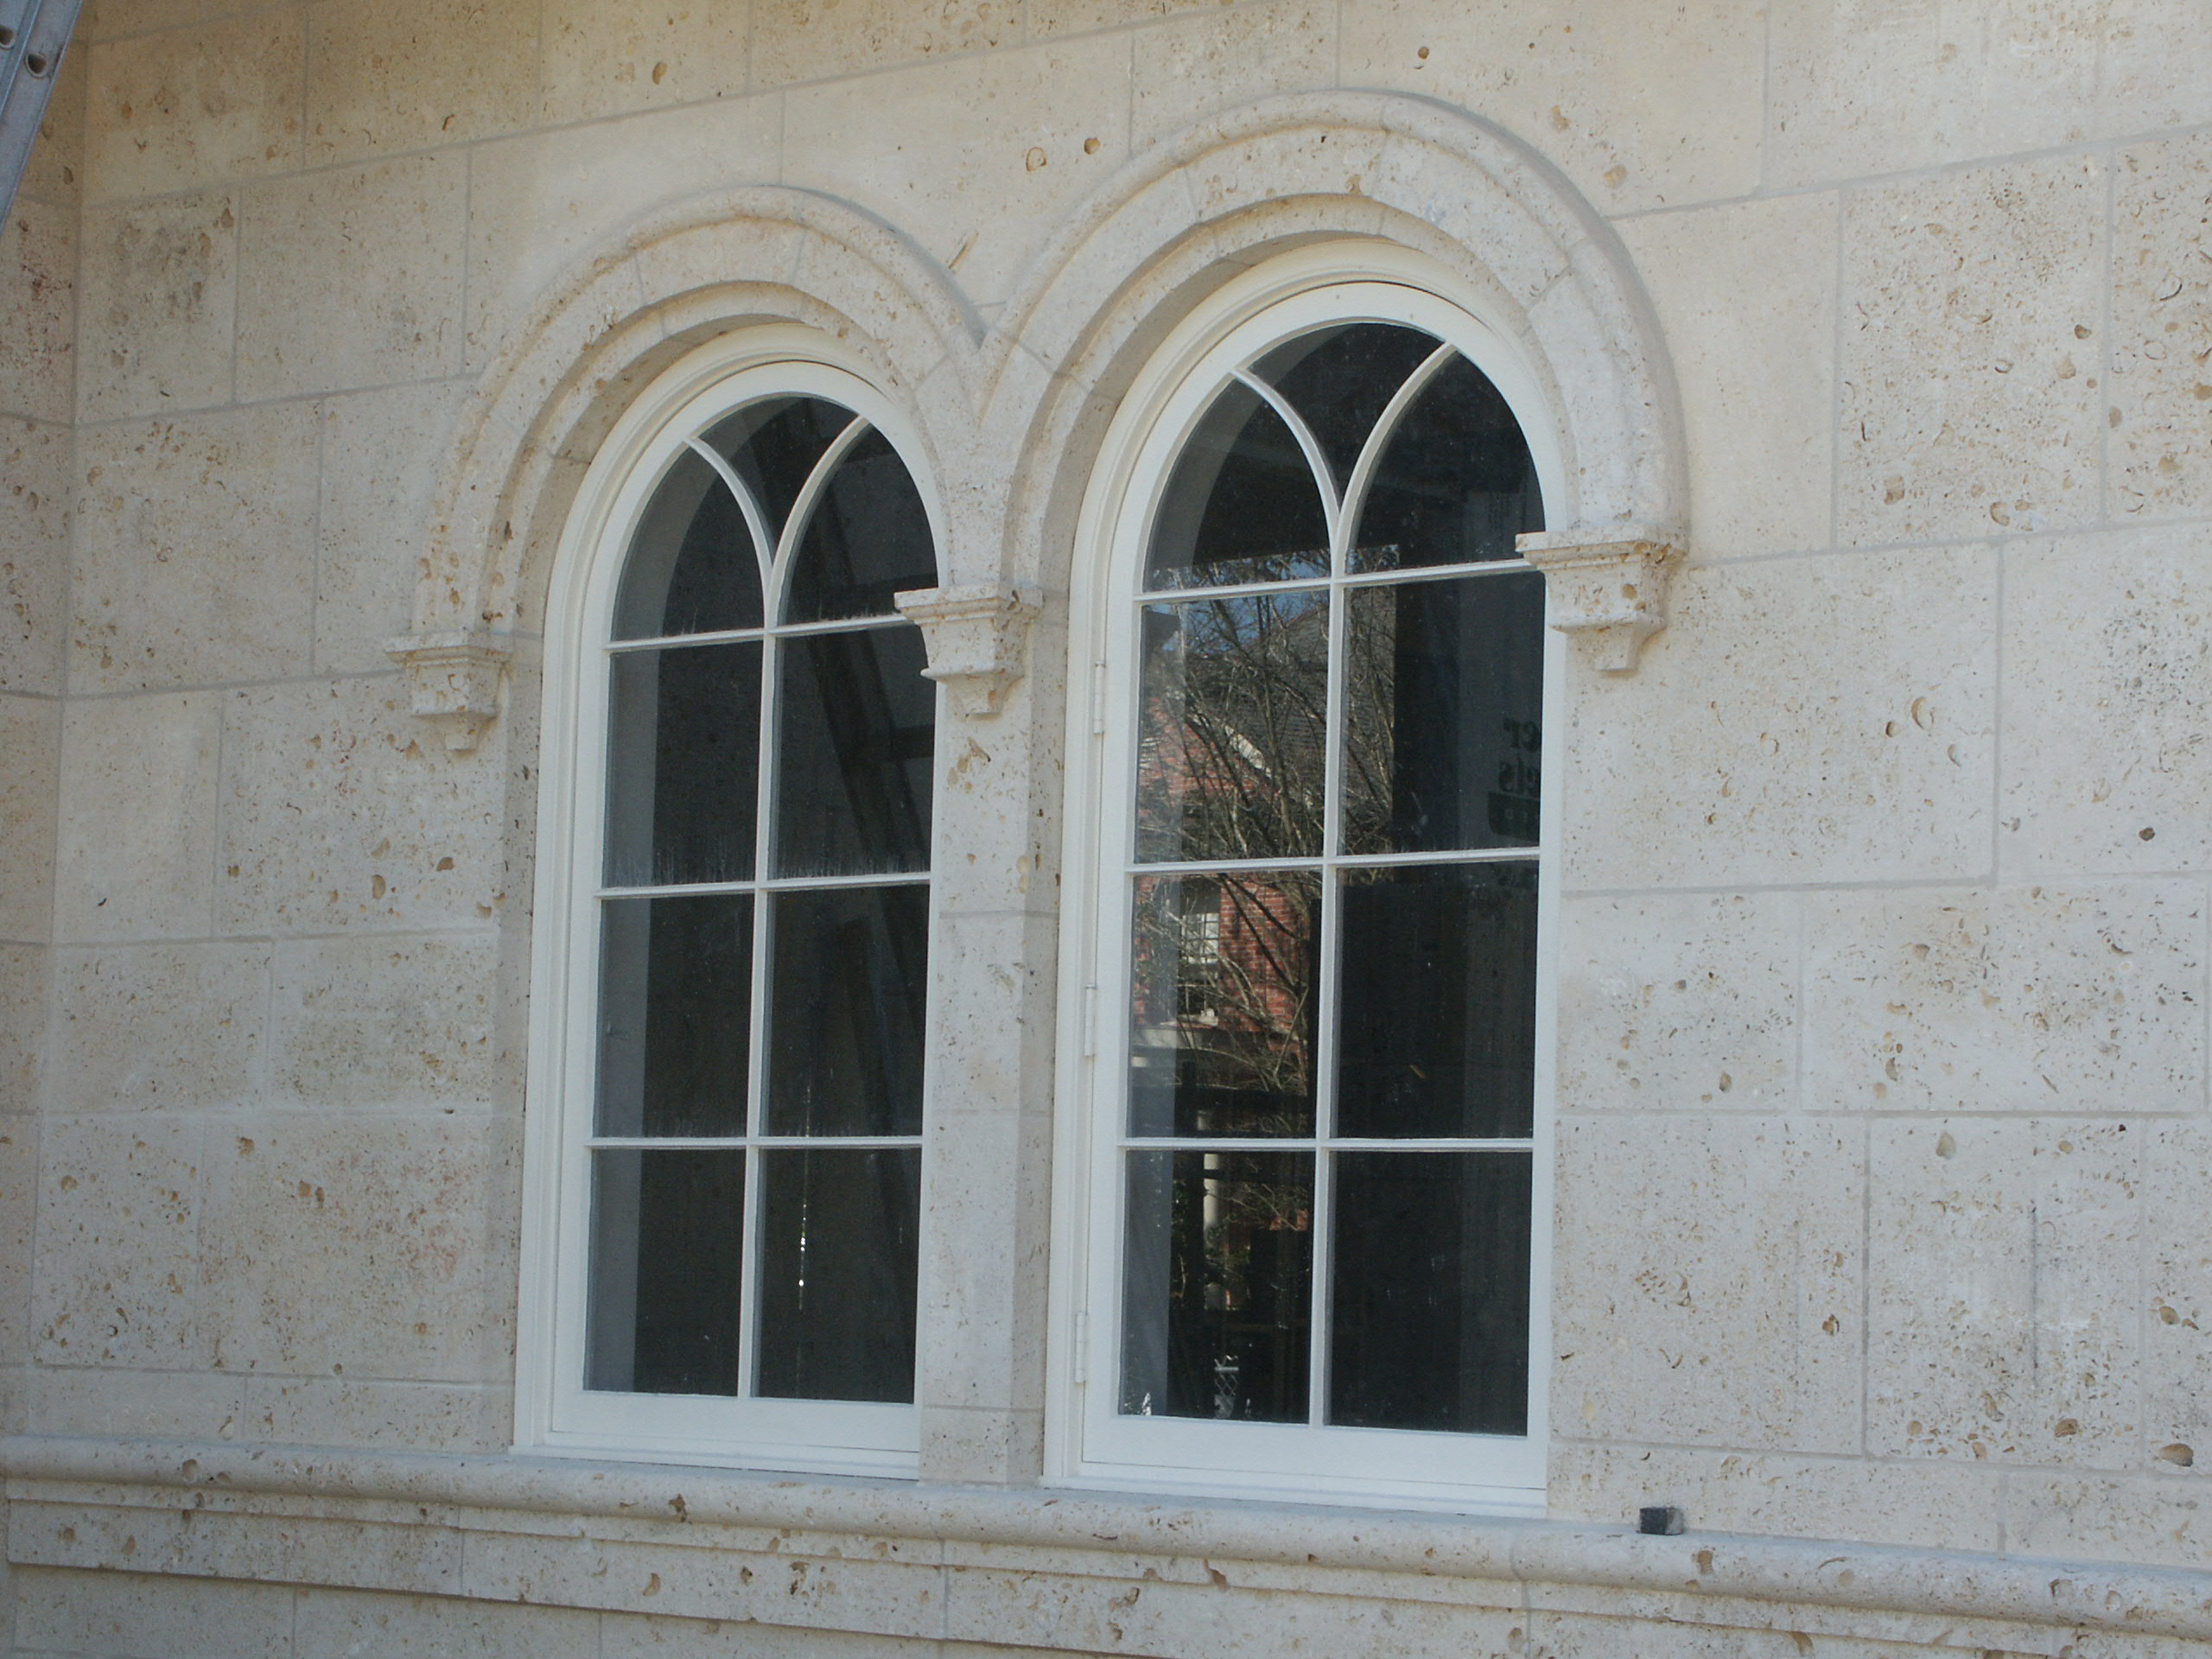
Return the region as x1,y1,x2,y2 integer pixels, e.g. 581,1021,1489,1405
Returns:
387,186,987,749
982,89,1692,676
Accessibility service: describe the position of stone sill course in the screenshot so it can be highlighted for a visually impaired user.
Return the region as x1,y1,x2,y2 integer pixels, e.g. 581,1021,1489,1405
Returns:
2,1435,2208,1652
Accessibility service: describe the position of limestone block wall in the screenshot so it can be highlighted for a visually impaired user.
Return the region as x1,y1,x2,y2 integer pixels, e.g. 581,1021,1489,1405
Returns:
2,0,2209,1654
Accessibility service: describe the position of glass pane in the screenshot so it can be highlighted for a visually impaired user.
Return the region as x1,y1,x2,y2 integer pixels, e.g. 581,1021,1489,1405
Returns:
1129,871,1319,1137
1135,594,1329,864
1329,1150,1530,1433
1251,322,1438,497
1121,1148,1313,1422
764,885,929,1136
596,894,753,1137
1350,354,1541,574
698,397,855,547
605,641,762,887
1146,379,1328,590
784,427,937,623
612,447,764,639
772,626,935,878
1343,571,1545,855
1337,862,1538,1139
586,1147,744,1395
756,1147,920,1402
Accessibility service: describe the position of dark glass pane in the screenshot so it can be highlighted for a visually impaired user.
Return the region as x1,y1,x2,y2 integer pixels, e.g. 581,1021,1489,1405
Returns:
1329,1150,1530,1433
1146,379,1328,590
756,1147,920,1402
605,641,763,887
586,1147,744,1395
1337,862,1538,1140
698,397,855,548
785,427,938,622
596,894,753,1137
612,447,764,639
1135,594,1328,864
1129,871,1319,1137
1251,322,1439,497
1343,571,1545,855
1121,1148,1312,1422
772,626,935,878
1350,354,1542,573
764,885,929,1137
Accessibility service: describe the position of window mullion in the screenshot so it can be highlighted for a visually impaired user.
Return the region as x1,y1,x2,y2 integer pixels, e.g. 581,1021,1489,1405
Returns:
735,626,781,1403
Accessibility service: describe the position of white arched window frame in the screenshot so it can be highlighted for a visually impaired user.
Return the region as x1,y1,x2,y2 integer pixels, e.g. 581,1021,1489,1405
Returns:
518,329,944,1476
1049,251,1566,1513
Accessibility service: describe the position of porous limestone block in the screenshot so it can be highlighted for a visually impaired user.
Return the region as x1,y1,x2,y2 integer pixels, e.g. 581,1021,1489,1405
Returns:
784,36,1130,308
2111,134,2212,519
753,0,1016,86
1562,545,1997,888
540,0,753,124
1615,193,1837,560
84,9,304,200
30,1116,208,1368
201,1111,519,1382
245,1375,513,1452
1339,0,1764,213
1129,0,1338,143
1548,1443,2005,1553
1802,882,2208,1115
296,1588,601,1659
2144,1121,2212,1462
75,189,238,422
46,942,270,1112
1839,154,2105,547
1,194,75,427
603,1618,941,1659
0,944,42,1113
0,416,69,694
920,1403,1044,1489
215,677,512,938
14,1566,295,1659
72,409,318,693
1028,0,1222,33
304,0,539,163
237,153,467,401
53,691,219,944
2007,1470,2212,1573
1556,891,1801,1115
917,1096,1052,1414
1867,1118,2141,1469
1764,0,2099,185
1552,1116,1864,1455
0,693,57,944
2101,0,2212,132
917,909,1059,1115
0,1117,35,1363
264,932,505,1109
1999,527,2212,877
23,1363,245,1438
16,1495,461,1592
80,0,206,37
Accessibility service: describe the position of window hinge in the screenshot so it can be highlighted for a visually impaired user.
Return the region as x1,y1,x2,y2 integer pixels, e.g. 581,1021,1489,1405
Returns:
1089,658,1108,736
1072,1310,1090,1386
1082,982,1099,1058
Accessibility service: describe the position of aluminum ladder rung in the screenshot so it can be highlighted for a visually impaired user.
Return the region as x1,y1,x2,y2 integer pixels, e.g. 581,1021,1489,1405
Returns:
0,0,82,220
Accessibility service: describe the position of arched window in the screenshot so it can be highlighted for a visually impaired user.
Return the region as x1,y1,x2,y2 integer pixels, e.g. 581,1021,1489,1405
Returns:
1057,266,1560,1510
524,338,940,1474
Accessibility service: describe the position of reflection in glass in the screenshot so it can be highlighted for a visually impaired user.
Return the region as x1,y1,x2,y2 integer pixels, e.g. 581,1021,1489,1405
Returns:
605,642,763,887
1329,1151,1531,1433
1122,1149,1313,1422
765,885,929,1137
587,1147,744,1395
1337,862,1538,1140
1350,354,1541,573
1135,594,1329,864
1342,572,1545,855
1146,379,1329,590
757,1147,921,1402
785,427,938,623
1251,322,1438,495
596,894,753,1137
698,397,855,545
772,626,935,877
612,447,763,640
1128,872,1319,1138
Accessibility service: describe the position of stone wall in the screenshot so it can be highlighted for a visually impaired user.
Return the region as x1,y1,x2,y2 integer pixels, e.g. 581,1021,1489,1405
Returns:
4,0,2210,1654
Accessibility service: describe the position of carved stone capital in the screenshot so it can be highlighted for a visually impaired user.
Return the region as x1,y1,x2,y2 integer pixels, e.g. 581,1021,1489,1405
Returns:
1516,526,1688,673
385,630,512,753
893,583,1045,719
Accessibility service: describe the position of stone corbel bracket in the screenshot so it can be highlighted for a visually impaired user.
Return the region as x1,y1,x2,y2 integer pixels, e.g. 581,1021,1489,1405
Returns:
385,630,512,753
893,582,1045,718
1516,526,1688,673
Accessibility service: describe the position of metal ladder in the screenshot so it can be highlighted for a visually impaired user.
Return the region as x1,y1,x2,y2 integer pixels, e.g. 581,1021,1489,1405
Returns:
0,0,82,218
